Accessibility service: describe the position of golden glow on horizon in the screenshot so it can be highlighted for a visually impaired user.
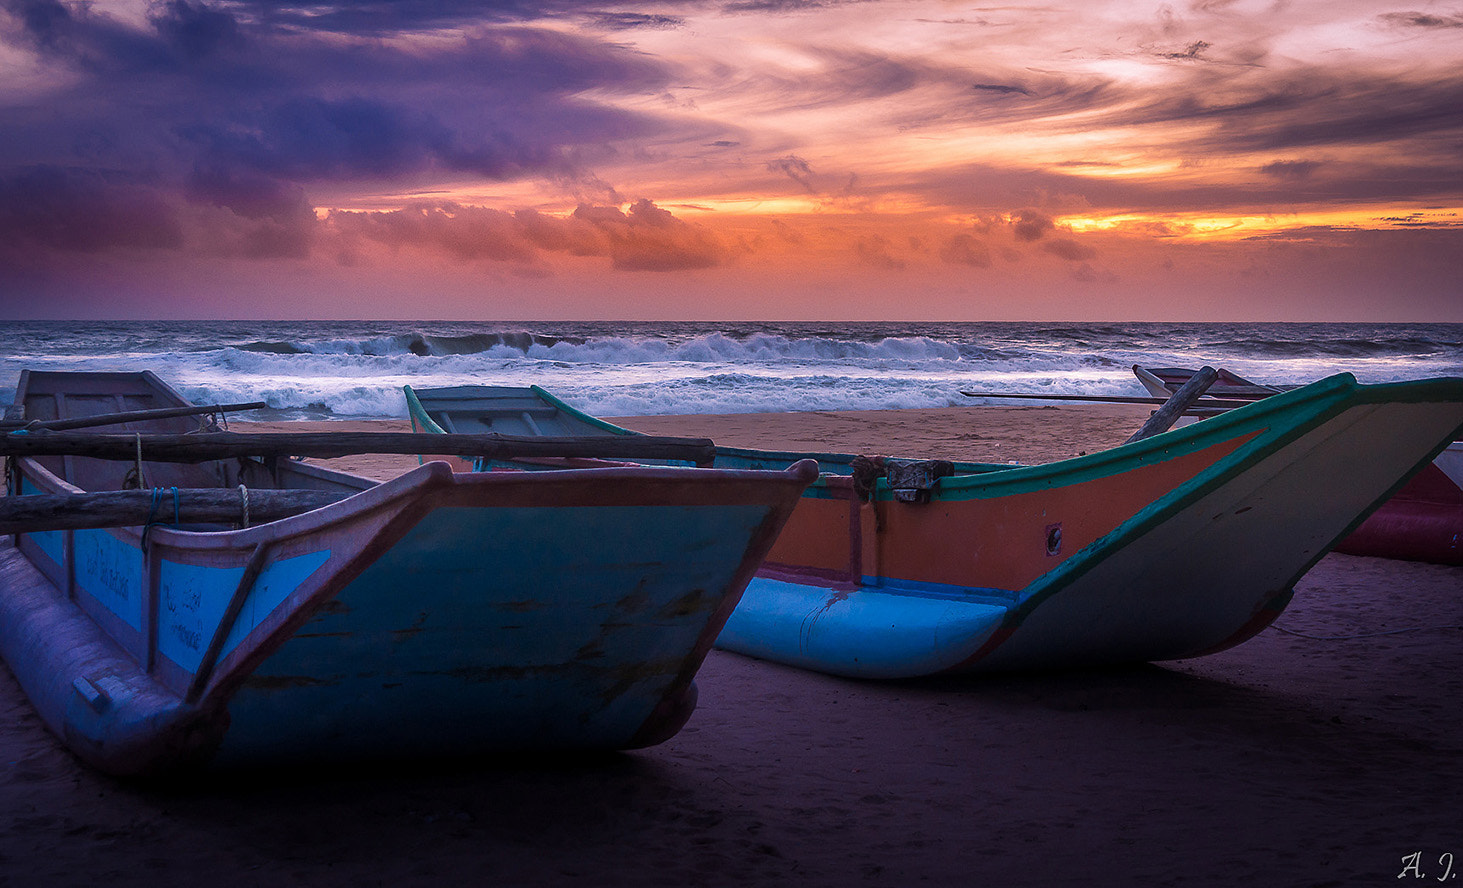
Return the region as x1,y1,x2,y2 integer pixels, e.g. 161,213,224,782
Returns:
1060,206,1463,240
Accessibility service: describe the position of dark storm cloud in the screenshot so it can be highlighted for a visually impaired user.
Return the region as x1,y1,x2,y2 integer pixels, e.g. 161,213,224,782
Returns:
1011,209,1054,242
971,83,1031,96
1376,11,1463,29
906,156,1463,218
0,0,681,257
720,0,839,13
174,96,574,185
218,0,583,36
5,0,252,75
1258,160,1321,180
185,165,310,222
584,12,686,30
0,165,184,252
1118,69,1463,153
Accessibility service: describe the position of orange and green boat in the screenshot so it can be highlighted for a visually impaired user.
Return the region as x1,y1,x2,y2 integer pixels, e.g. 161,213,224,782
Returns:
407,374,1463,678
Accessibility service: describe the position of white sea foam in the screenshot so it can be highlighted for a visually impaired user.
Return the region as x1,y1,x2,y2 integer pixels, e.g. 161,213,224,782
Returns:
3,320,1459,419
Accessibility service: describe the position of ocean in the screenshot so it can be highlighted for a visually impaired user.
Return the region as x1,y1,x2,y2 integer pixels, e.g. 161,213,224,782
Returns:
3,320,1461,420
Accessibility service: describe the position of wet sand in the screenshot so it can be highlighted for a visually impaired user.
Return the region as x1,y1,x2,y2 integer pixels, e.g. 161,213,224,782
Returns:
3,404,1460,886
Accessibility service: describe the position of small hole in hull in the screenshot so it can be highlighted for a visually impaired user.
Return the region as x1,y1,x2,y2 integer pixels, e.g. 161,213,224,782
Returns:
1045,523,1062,557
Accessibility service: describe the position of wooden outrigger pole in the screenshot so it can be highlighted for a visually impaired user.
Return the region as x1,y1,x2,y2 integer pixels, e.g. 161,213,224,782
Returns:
959,390,1253,409
0,430,718,465
0,487,348,534
0,401,268,432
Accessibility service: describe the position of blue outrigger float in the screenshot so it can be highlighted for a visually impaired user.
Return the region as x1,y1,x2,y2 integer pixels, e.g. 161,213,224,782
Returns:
407,375,1463,678
0,371,814,776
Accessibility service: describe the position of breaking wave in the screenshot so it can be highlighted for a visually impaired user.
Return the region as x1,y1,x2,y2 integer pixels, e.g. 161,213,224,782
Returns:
4,320,1460,419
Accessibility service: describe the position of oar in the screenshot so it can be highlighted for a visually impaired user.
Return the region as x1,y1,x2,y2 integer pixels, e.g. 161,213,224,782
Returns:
0,430,718,466
0,402,267,432
960,391,1255,409
0,487,348,534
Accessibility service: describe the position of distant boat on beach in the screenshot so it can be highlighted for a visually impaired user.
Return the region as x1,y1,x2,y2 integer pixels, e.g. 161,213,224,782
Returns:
0,370,814,776
408,375,1463,679
1133,365,1463,565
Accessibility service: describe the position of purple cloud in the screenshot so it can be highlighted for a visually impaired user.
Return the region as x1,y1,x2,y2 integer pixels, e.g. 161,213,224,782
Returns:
329,198,726,271
0,165,183,253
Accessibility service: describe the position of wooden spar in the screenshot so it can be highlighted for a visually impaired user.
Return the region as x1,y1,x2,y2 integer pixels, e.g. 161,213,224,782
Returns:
186,542,271,704
0,430,719,466
959,391,1254,409
1125,366,1219,444
0,487,348,534
0,401,268,432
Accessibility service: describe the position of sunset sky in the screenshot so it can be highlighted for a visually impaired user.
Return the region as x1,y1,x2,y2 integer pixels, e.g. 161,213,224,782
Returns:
1,0,1460,320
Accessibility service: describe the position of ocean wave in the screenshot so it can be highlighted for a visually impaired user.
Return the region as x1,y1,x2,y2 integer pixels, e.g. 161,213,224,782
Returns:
230,331,589,358
1198,335,1457,360
217,329,988,366
5,320,1460,420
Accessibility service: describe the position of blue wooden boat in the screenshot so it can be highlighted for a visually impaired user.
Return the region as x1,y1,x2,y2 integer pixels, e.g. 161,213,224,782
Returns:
407,375,1463,678
0,371,814,775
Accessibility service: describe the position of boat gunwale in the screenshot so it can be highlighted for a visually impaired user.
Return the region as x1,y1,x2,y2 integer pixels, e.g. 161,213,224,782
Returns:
410,373,1463,502
959,380,1463,670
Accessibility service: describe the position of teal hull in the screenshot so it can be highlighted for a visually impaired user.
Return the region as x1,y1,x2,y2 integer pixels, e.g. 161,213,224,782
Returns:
410,374,1463,678
1,370,815,774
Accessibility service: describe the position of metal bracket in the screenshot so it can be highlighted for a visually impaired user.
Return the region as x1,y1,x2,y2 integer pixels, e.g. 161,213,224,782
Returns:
884,459,955,504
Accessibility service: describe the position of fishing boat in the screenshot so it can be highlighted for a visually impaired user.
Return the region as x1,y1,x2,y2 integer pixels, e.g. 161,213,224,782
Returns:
1135,365,1463,565
408,374,1463,678
0,370,815,775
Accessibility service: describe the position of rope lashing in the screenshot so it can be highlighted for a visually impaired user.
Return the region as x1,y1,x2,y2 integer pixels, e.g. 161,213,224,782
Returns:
122,432,148,490
849,455,887,503
238,483,249,528
141,486,180,550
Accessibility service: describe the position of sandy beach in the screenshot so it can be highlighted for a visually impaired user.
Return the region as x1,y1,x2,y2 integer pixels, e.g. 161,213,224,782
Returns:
3,404,1460,886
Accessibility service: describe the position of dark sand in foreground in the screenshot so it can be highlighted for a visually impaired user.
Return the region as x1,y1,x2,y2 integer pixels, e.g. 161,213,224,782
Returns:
2,404,1459,886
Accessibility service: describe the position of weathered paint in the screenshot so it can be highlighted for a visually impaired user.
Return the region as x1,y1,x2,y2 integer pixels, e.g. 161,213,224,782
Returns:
408,375,1463,679
722,386,1463,676
216,502,771,762
73,529,144,630
0,370,816,774
1140,366,1463,565
156,550,332,673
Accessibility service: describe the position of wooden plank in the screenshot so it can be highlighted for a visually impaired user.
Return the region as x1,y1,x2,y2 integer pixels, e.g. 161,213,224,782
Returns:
0,430,718,465
1125,366,1220,443
0,488,348,534
185,543,271,703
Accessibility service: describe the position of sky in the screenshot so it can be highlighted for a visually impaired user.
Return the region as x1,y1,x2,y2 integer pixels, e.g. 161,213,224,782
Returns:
0,0,1460,321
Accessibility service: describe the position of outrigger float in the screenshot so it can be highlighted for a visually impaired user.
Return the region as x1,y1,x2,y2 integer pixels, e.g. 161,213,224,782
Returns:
0,370,814,776
408,373,1463,678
